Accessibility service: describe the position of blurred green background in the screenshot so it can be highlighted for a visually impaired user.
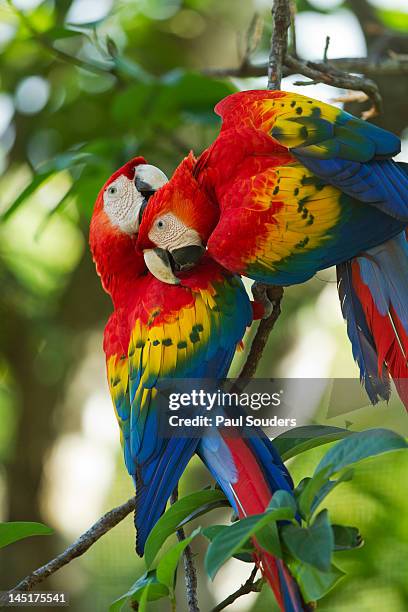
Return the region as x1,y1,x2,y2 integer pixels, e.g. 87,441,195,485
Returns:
0,0,407,610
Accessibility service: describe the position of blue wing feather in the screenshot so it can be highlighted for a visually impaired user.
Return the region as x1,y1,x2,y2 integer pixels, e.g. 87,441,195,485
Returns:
294,154,408,221
336,261,390,404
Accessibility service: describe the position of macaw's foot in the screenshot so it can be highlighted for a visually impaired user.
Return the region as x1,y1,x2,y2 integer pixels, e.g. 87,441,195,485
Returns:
251,282,283,320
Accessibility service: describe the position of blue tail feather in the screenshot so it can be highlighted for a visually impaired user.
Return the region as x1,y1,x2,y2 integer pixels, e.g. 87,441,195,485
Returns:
336,260,390,404
358,232,408,333
134,436,199,555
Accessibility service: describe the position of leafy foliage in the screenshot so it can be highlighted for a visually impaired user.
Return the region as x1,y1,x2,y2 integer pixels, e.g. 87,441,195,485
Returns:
144,489,228,568
0,521,53,549
112,427,407,607
273,425,353,461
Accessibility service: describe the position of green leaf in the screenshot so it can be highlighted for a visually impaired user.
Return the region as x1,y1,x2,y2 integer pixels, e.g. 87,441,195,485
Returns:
144,489,228,568
0,522,53,548
136,71,236,130
106,35,118,58
176,499,230,531
205,505,295,579
138,583,150,612
332,524,363,551
34,184,76,239
202,525,226,541
1,171,55,221
315,428,408,477
66,18,108,29
39,151,96,173
156,527,201,592
268,489,298,515
310,469,354,515
109,572,168,611
202,525,254,562
378,9,408,32
294,477,311,500
256,490,298,555
112,83,159,126
114,56,152,82
289,560,345,602
256,522,281,557
1,151,96,222
297,466,332,520
273,426,353,461
281,510,334,572
44,27,82,40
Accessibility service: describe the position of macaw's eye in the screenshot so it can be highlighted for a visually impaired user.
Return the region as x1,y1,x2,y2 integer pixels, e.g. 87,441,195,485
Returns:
157,220,165,229
108,186,117,195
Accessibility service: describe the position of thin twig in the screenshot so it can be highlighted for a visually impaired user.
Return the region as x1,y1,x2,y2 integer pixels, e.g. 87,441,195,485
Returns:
203,55,408,78
203,54,408,117
286,54,383,114
171,486,200,612
238,0,290,379
268,0,291,90
238,286,284,379
323,36,330,63
211,567,263,612
7,497,136,593
289,0,297,57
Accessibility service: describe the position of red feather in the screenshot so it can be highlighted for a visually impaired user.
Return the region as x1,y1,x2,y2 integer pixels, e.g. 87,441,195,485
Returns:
89,158,148,303
351,260,408,408
222,435,305,611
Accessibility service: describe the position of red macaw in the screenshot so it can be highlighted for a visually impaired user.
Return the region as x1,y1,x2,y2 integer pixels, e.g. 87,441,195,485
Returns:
136,90,408,408
90,158,307,611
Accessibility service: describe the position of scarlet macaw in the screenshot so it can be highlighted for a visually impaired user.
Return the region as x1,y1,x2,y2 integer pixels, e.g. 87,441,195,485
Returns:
90,158,307,611
136,90,408,407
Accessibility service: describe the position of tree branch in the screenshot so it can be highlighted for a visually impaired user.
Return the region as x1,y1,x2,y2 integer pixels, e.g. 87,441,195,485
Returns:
7,497,136,593
237,1,290,378
238,286,284,379
211,567,263,612
204,53,407,116
204,55,408,79
170,486,200,612
286,54,383,114
268,0,291,89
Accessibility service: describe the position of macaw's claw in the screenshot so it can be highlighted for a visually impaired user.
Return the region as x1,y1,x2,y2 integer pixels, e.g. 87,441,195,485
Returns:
251,282,284,320
251,282,273,319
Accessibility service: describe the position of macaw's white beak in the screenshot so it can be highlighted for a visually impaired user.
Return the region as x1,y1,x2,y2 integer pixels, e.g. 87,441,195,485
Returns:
143,245,206,285
143,248,180,285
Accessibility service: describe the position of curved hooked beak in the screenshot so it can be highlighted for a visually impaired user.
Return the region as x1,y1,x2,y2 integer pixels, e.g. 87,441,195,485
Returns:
134,176,156,226
143,245,205,284
144,248,180,285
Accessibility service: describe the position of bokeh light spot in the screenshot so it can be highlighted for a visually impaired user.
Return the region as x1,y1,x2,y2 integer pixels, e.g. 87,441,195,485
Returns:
15,76,50,115
0,94,14,137
169,9,206,39
66,0,113,25
140,0,181,21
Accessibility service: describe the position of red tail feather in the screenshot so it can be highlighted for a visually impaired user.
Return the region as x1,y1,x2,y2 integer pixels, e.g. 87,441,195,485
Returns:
352,260,408,408
223,435,306,611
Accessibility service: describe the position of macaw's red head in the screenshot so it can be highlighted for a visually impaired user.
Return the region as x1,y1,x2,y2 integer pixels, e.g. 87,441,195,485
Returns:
137,152,219,285
89,156,168,298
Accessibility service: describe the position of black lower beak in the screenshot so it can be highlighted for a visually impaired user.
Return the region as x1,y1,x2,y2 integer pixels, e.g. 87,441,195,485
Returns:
138,199,148,225
171,245,205,271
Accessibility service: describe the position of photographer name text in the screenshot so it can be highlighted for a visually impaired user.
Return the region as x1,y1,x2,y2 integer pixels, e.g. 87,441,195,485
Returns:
168,415,297,428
